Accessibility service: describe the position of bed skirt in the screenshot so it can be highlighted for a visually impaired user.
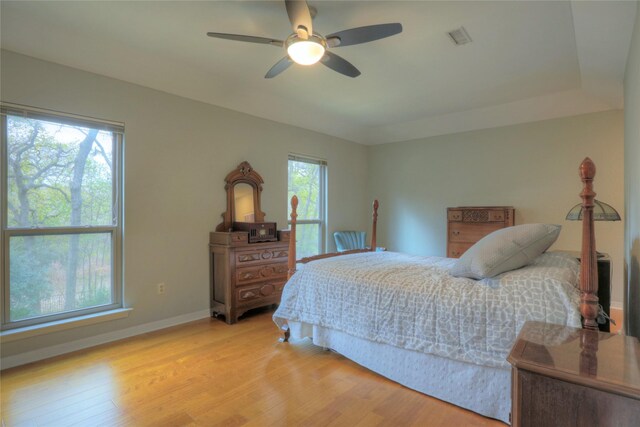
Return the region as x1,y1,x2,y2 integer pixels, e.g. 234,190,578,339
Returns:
288,321,511,424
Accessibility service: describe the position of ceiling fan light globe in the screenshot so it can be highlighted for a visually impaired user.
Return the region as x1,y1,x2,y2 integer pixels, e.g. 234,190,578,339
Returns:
287,39,325,65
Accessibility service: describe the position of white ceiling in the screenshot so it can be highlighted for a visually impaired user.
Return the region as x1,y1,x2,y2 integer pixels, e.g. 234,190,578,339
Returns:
1,1,637,145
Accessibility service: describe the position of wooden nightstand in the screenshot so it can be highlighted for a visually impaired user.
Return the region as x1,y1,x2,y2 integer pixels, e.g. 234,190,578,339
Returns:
561,251,612,332
595,254,612,332
508,321,640,427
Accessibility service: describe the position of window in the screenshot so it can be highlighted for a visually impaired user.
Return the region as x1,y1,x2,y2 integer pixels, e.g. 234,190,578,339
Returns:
287,155,327,259
1,104,123,330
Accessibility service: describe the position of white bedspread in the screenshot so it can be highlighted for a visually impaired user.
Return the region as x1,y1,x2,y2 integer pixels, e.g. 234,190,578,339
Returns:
273,251,581,368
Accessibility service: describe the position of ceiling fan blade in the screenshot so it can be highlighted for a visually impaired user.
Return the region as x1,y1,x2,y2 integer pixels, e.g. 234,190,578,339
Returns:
207,32,283,47
265,57,294,78
326,23,403,47
320,51,361,78
285,0,313,37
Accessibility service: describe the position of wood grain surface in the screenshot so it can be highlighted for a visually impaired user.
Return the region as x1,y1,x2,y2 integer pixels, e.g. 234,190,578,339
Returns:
1,309,504,426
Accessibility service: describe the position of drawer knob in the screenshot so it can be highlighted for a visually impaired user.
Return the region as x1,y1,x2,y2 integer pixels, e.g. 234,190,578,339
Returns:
241,291,256,299
452,231,460,236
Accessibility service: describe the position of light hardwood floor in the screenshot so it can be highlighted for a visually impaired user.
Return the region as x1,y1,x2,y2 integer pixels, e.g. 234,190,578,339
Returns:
611,307,623,334
1,309,504,427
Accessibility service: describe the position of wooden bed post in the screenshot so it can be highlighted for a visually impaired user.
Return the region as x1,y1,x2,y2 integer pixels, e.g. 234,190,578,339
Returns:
288,195,298,280
579,157,599,330
371,200,379,251
279,196,298,342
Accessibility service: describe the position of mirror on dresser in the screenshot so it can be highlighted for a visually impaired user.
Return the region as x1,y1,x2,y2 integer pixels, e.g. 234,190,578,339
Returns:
210,161,290,324
233,183,255,222
215,161,265,232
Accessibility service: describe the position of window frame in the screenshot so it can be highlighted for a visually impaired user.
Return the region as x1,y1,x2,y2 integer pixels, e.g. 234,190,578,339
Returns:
0,103,124,330
287,154,327,257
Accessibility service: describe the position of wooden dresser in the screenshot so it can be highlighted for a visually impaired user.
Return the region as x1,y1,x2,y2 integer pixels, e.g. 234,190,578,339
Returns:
508,321,640,426
446,206,514,258
209,230,290,324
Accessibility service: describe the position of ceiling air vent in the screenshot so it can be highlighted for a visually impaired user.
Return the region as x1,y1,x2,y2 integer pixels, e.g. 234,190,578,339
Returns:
448,26,472,46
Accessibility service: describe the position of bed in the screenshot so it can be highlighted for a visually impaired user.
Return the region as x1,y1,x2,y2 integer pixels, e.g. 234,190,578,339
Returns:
273,158,603,424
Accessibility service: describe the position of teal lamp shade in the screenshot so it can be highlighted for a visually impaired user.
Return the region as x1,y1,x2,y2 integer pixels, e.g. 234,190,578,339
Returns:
565,200,621,221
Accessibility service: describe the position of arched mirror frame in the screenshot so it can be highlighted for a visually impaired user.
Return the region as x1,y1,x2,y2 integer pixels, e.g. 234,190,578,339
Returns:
216,161,266,232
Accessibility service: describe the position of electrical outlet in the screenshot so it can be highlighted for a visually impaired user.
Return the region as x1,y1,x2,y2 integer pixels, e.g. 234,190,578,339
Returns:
157,282,166,295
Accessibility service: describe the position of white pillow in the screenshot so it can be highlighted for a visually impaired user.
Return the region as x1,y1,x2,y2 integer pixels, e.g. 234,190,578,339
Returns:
450,224,561,279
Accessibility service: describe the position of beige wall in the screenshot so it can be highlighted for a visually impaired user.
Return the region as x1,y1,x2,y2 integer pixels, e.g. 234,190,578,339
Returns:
368,111,625,305
624,2,640,338
0,46,631,363
0,50,370,359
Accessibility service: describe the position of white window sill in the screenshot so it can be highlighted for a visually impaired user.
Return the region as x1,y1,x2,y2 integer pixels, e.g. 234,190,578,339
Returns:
0,308,133,344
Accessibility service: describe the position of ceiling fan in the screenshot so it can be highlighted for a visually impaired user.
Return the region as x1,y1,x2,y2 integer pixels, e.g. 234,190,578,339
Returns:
206,0,402,78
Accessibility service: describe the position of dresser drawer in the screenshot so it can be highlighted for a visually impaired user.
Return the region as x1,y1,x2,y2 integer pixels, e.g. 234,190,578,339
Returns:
448,210,463,221
236,263,288,285
455,208,511,223
236,280,285,304
488,210,506,222
210,231,248,246
235,247,288,266
448,242,473,258
449,222,503,243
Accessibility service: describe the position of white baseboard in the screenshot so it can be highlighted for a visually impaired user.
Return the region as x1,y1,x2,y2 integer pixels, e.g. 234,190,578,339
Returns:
1,309,211,370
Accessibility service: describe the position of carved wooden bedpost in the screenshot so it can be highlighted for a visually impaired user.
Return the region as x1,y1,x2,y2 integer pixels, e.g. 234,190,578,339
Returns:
280,196,298,343
371,200,379,251
579,158,599,330
288,195,298,280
